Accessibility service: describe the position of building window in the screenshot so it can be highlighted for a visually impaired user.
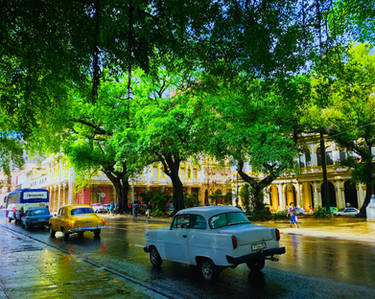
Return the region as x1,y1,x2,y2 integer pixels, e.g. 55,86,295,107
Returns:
299,150,311,168
339,149,347,161
299,154,306,168
317,147,334,166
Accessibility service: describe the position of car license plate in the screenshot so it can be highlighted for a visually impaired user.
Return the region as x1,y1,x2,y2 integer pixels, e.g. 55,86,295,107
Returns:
251,242,266,251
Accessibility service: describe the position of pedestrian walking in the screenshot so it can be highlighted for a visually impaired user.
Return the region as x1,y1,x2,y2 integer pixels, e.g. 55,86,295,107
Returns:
287,202,298,228
145,203,152,219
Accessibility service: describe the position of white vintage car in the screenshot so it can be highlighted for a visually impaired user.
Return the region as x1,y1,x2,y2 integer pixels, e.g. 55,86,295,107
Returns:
144,206,285,281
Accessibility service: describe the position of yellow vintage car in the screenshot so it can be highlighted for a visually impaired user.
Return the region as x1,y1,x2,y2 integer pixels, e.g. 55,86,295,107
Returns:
49,204,106,240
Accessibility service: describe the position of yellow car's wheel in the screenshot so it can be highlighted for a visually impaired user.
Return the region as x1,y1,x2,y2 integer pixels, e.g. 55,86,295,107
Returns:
94,229,101,238
62,228,69,240
49,225,56,238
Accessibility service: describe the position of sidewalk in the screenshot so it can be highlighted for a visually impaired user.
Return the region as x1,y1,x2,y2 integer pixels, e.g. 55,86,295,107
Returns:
103,213,375,243
256,217,375,243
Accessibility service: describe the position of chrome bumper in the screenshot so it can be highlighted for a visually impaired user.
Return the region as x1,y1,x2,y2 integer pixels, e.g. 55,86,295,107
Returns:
226,247,286,265
68,226,105,233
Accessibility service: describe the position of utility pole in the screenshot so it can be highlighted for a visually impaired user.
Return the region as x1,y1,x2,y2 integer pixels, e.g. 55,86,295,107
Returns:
320,132,330,208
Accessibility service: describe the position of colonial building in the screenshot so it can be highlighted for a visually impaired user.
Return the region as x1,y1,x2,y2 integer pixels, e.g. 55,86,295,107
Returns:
1,155,231,213
232,137,375,212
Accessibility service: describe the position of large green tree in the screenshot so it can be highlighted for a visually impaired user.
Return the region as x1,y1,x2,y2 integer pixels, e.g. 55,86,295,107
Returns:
118,67,208,212
304,43,375,216
197,76,302,210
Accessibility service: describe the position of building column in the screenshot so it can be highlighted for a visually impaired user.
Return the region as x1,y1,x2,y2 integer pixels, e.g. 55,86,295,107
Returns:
358,184,366,209
48,186,52,211
58,184,61,210
335,181,345,209
62,183,67,206
313,183,320,208
263,188,271,206
293,183,302,208
277,184,285,210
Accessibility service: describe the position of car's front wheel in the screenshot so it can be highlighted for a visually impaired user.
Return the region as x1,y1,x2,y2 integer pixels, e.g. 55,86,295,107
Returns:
246,258,265,272
200,259,219,281
49,225,56,238
94,229,101,238
149,246,162,267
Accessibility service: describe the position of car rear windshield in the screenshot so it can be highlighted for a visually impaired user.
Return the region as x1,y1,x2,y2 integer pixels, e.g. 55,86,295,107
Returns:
29,208,49,216
71,208,94,216
209,212,250,229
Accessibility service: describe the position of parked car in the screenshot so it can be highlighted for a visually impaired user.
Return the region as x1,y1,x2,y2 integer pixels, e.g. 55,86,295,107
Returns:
91,203,106,213
295,207,306,215
49,204,106,240
21,207,52,229
334,207,360,216
103,203,114,213
144,206,285,281
6,204,17,222
330,206,339,213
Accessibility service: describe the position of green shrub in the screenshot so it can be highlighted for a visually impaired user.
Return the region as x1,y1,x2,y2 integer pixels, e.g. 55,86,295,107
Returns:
151,208,164,217
313,207,332,218
272,210,288,219
184,192,199,208
247,207,272,221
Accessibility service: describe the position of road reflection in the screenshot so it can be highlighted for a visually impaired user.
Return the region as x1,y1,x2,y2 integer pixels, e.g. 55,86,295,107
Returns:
2,214,375,298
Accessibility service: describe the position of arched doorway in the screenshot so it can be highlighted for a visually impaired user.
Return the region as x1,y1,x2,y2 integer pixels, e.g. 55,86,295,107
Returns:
321,182,337,207
284,184,296,207
270,185,279,211
344,181,358,208
302,182,314,210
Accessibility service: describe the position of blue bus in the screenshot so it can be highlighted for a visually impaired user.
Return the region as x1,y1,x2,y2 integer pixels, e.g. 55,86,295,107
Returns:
6,188,49,223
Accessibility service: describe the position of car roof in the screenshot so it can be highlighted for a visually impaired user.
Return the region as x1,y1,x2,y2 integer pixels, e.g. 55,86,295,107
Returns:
61,204,93,210
176,205,242,218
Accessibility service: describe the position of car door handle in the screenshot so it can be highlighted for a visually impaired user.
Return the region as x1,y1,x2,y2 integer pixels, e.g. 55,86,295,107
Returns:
182,235,187,238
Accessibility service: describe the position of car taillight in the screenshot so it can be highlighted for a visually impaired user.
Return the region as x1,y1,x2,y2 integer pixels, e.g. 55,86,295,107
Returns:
275,228,280,241
232,235,238,249
102,219,106,224
69,223,73,228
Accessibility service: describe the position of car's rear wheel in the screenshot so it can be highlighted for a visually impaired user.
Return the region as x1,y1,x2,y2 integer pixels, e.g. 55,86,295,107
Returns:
49,225,56,238
62,228,69,240
94,229,101,238
149,246,162,267
78,232,84,239
24,223,30,230
200,259,219,281
8,217,11,223
247,258,265,272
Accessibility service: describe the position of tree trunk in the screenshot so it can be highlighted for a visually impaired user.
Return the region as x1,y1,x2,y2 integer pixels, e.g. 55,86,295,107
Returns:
159,153,185,212
237,160,281,211
252,186,264,210
170,171,185,212
358,144,374,217
320,132,330,209
105,175,130,214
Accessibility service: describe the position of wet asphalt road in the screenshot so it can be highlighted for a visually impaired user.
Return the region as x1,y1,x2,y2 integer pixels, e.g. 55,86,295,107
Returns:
1,216,375,299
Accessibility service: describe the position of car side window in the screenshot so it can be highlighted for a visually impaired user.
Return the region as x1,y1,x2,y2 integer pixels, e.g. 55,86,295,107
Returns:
172,214,190,229
190,215,206,229
57,208,62,216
